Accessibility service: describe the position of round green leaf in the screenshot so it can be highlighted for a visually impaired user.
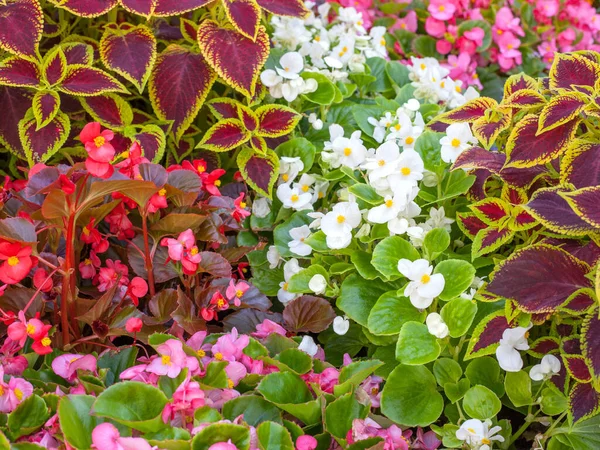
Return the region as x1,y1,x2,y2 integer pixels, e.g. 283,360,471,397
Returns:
274,348,313,374
274,138,315,173
433,358,463,387
423,228,450,261
367,292,426,336
301,72,336,105
7,395,49,440
325,393,369,438
287,265,328,294
337,274,390,327
222,396,282,427
372,236,420,280
58,395,103,450
192,423,251,450
440,298,478,338
434,259,476,301
396,322,441,365
465,357,505,397
256,422,294,450
504,371,533,407
541,387,568,416
462,385,501,420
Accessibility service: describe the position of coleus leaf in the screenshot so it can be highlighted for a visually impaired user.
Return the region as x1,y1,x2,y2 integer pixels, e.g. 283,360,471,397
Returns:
255,0,309,17
237,104,259,132
180,18,198,44
560,187,600,229
149,45,216,142
32,91,61,130
42,47,68,86
560,290,595,315
133,124,166,163
564,356,592,383
197,119,251,152
80,93,133,129
223,0,261,41
471,111,510,150
0,86,31,158
206,97,240,120
58,65,129,96
0,57,41,88
537,92,587,134
503,73,538,97
436,97,497,123
256,105,301,138
527,337,559,358
464,310,510,360
472,226,514,259
456,212,487,240
501,89,546,110
561,141,600,189
118,0,157,17
583,307,600,384
549,53,600,92
48,0,118,17
470,198,510,226
237,147,279,198
486,244,592,313
569,382,600,423
61,42,94,66
504,113,579,168
197,20,269,98
155,0,213,17
100,24,157,93
509,207,537,231
0,0,44,60
18,108,70,164
525,187,598,236
250,135,267,154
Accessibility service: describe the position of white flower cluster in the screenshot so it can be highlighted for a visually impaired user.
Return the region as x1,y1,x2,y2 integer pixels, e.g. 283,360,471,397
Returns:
260,52,318,102
408,57,480,108
456,419,505,450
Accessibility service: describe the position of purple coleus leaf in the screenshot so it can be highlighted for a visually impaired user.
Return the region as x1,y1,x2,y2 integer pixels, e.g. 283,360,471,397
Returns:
0,0,43,60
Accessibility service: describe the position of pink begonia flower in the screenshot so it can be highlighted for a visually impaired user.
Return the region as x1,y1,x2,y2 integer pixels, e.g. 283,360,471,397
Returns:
125,317,143,333
456,36,477,56
392,11,417,33
296,435,318,450
211,328,249,362
147,339,195,378
80,251,101,280
436,39,452,55
162,375,205,428
226,279,250,306
494,7,524,36
412,427,442,450
0,367,33,413
424,17,445,38
536,0,559,18
427,0,455,21
361,375,383,408
7,312,51,347
79,122,115,179
127,277,148,305
162,229,196,261
187,331,213,365
303,367,339,394
97,259,129,292
204,388,240,410
463,27,484,48
252,319,286,339
52,354,97,383
92,423,153,450
208,440,237,450
119,364,159,384
115,142,149,180
348,418,410,450
224,361,247,387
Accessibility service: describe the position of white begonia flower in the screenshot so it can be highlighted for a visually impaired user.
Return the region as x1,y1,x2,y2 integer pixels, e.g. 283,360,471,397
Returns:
366,26,387,59
277,258,302,304
385,111,412,142
298,335,319,357
279,156,304,184
387,148,424,189
426,206,454,232
276,52,304,80
331,130,367,169
496,326,531,372
403,98,421,112
320,200,362,249
288,225,313,257
348,54,366,73
267,245,282,269
368,112,395,143
421,170,439,187
408,224,428,247
252,197,271,218
367,194,407,224
440,122,477,163
277,184,313,210
399,125,422,150
308,113,324,130
456,419,504,450
312,180,329,203
324,55,344,69
307,211,324,229
260,69,283,88
426,313,449,339
363,141,400,179
294,173,316,195
308,274,327,294
397,259,445,309
333,316,350,335
530,355,561,381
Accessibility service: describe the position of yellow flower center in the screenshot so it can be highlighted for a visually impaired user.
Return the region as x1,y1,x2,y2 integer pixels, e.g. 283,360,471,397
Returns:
344,147,352,156
380,39,386,46
284,67,290,72
82,227,90,236
455,86,461,93
337,215,346,224
7,256,19,266
394,124,401,131
120,150,129,159
41,337,51,347
451,138,461,147
301,185,309,192
26,323,35,335
94,136,105,148
84,258,92,265
378,159,386,166
371,387,378,395
420,63,426,70
439,5,445,11
440,81,445,88
385,122,391,128
315,36,321,42
468,428,476,434
214,352,224,361
473,73,479,79
217,298,226,308
240,202,247,209
14,388,23,400
214,180,221,187
283,282,289,291
158,188,167,196
236,289,244,298
357,21,362,26
291,194,299,203
318,192,324,199
162,355,171,365
282,174,290,182
401,23,407,29
385,199,394,208
198,165,206,173
0,386,4,396
497,29,503,35
507,44,513,49
228,379,234,389
197,349,206,358
405,136,414,145
421,274,431,284
482,438,491,445
401,167,411,176
190,247,199,255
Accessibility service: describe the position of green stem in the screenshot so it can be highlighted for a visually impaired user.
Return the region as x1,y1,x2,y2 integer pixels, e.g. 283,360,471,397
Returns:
545,411,568,437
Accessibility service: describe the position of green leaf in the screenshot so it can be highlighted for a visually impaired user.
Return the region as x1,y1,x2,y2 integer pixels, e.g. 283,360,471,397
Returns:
92,381,168,433
352,103,387,137
541,386,568,416
414,131,444,171
223,396,282,427
505,371,533,407
274,211,311,258
385,61,410,87
97,347,138,386
372,236,420,280
439,170,476,203
325,393,369,438
440,298,477,338
58,395,102,450
351,251,380,280
287,265,328,294
7,395,49,440
434,259,476,301
465,357,505,397
348,183,384,205
367,292,426,336
366,57,393,93
301,72,336,105
256,422,294,450
191,423,251,450
423,228,450,261
462,385,501,420
337,274,390,327
396,321,441,365
552,415,600,450
413,36,437,57
444,378,471,403
380,365,444,427
433,358,463,387
202,361,229,388
275,138,315,173
336,360,384,393
274,348,313,374
194,406,223,423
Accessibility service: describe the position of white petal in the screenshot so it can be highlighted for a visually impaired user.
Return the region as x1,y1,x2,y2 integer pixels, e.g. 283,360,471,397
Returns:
496,344,523,372
333,316,350,335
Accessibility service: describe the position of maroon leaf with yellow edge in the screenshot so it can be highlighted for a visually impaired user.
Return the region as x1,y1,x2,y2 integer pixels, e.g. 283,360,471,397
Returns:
472,112,510,150
58,65,128,96
133,124,166,163
180,18,198,44
487,244,591,313
154,0,213,16
583,307,600,382
437,97,497,123
569,383,600,423
564,356,592,383
149,45,216,142
100,24,157,93
0,57,40,88
207,98,240,120
256,105,301,137
197,119,251,152
550,53,600,91
256,0,308,16
250,135,267,154
62,42,94,66
119,0,157,17
48,0,117,17
526,187,597,236
42,48,67,86
502,89,546,109
80,93,133,129
527,337,559,358
560,187,600,229
237,104,259,132
197,20,269,98
18,108,70,164
504,114,579,168
537,92,587,134
561,141,600,189
0,87,30,157
503,73,538,97
0,0,43,60
510,208,537,231
32,91,60,130
456,212,487,239
472,226,513,259
470,198,510,226
237,147,279,198
223,0,261,41
464,310,510,360
561,290,595,314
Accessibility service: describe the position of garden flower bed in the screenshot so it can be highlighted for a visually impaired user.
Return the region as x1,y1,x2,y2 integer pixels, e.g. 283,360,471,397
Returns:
0,0,599,449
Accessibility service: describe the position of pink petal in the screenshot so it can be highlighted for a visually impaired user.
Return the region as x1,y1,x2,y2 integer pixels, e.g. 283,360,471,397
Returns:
80,122,101,144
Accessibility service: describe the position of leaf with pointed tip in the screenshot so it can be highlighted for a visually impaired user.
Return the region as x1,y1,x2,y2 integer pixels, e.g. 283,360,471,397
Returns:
283,295,336,333
133,124,166,163
223,0,261,41
32,91,60,130
237,147,279,198
472,226,513,259
62,42,94,65
206,97,240,119
560,187,600,229
472,112,510,150
560,291,595,314
437,97,497,123
180,18,198,43
119,0,157,17
250,135,267,154
19,108,70,165
527,337,559,358
0,57,40,88
255,0,309,16
561,141,600,189
538,92,587,134
505,114,579,168
256,105,301,138
583,307,600,383
456,212,487,239
154,0,213,16
197,20,269,98
0,86,31,158
569,383,600,423
564,355,592,383
48,0,117,17
42,48,67,86
149,45,216,142
470,198,510,226
58,65,128,96
0,0,43,60
487,245,591,313
503,73,538,97
502,89,546,109
100,24,157,93
197,119,251,152
465,310,510,360
80,93,133,129
550,53,600,91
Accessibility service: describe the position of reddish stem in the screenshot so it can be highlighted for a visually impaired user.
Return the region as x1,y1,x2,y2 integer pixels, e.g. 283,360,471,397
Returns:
141,213,155,297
